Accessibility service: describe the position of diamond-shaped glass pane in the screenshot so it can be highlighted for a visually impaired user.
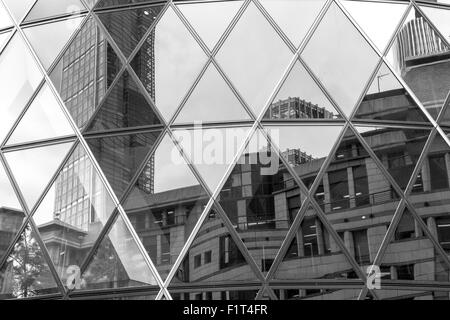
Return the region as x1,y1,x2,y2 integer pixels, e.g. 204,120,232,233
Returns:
123,134,209,281
177,0,242,50
86,69,161,133
301,2,380,116
32,144,116,289
259,0,326,48
86,130,161,200
263,60,342,120
4,141,74,210
353,62,430,124
169,206,260,291
23,15,85,70
131,6,208,122
386,8,450,120
264,125,345,190
97,4,163,58
217,129,307,272
174,63,250,124
7,83,75,145
0,224,60,299
78,214,158,291
216,2,293,116
0,34,43,144
172,126,252,193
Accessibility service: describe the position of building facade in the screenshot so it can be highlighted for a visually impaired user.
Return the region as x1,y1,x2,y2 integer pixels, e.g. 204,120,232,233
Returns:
1,0,450,300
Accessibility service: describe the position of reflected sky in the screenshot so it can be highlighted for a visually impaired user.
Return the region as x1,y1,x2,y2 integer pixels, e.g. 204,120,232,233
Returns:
0,163,20,210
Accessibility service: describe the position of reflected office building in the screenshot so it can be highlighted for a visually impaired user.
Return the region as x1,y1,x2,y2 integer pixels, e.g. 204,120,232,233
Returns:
2,0,450,300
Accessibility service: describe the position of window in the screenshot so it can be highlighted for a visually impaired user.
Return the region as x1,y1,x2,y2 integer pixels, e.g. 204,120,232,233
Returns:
219,235,245,269
328,169,350,210
353,165,369,207
436,217,450,252
302,217,319,257
204,251,212,264
395,212,415,240
429,154,449,190
387,151,406,169
261,258,273,272
396,264,414,280
194,254,202,269
160,233,170,265
353,229,370,265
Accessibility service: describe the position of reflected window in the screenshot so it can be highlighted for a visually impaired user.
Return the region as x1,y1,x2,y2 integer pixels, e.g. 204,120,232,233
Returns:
395,212,415,241
437,217,450,252
328,169,349,211
219,235,245,269
396,264,415,280
429,154,449,190
353,229,370,265
353,165,369,207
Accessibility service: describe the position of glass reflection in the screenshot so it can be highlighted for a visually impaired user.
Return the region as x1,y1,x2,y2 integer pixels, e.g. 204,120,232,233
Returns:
7,83,75,145
217,130,306,272
24,0,86,22
263,60,341,120
32,144,115,289
386,8,450,119
95,0,151,9
265,125,344,190
170,207,259,287
0,3,13,30
354,62,430,123
175,63,250,124
49,16,122,130
301,2,380,116
86,130,161,200
177,0,242,50
0,34,43,144
79,214,158,290
0,225,59,299
86,69,161,133
216,2,292,116
23,16,85,70
4,142,74,210
123,134,209,281
2,0,36,23
0,31,11,52
172,290,258,300
132,6,208,122
377,289,449,300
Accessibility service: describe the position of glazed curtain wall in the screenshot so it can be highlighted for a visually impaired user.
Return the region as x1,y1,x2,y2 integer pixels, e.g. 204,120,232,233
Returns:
1,0,450,300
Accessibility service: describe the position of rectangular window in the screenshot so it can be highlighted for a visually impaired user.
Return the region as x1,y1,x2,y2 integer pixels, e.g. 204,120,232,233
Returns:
219,235,245,269
328,169,350,210
160,233,170,265
204,251,212,264
436,217,450,252
396,264,414,280
261,259,273,272
353,165,370,207
353,229,370,265
194,254,202,269
429,154,449,191
394,212,415,240
302,217,319,257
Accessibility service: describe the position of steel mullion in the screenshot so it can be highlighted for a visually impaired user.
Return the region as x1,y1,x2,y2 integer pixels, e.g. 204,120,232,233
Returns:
0,26,15,55
2,136,77,154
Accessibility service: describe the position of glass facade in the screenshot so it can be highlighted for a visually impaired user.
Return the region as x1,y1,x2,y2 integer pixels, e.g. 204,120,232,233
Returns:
0,0,450,301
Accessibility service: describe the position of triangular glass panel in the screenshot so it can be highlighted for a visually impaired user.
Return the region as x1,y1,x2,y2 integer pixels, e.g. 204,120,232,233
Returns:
386,7,450,120
353,62,431,124
86,69,161,133
172,126,252,193
355,126,431,191
341,0,407,53
4,141,74,210
259,0,326,48
177,0,242,50
169,206,260,292
301,2,380,117
174,63,250,124
24,0,86,22
0,34,43,144
131,6,208,122
216,2,293,117
275,204,361,282
7,83,75,145
0,2,14,29
311,127,401,269
421,5,450,44
77,214,158,291
31,144,116,289
3,0,36,23
0,163,25,264
23,15,85,70
123,134,210,281
95,0,150,9
379,208,450,286
263,125,345,190
49,16,123,131
97,4,163,58
216,129,307,273
0,30,12,52
86,130,162,200
262,60,342,120
0,224,60,299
